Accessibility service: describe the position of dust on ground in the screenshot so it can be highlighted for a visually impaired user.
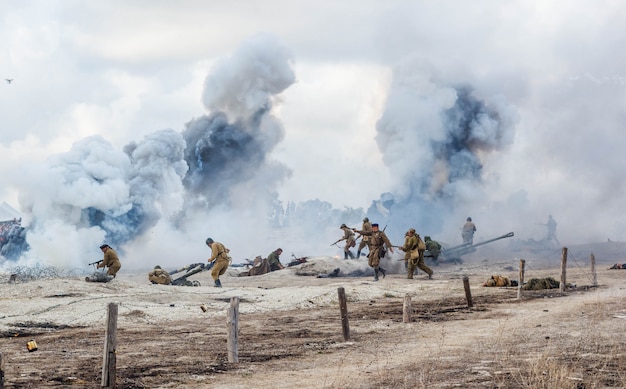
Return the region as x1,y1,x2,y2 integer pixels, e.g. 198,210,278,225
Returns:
1,248,625,388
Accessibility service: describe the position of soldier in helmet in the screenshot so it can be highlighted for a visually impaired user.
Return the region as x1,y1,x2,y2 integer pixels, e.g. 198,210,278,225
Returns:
356,217,372,258
424,236,442,262
353,223,394,281
338,224,356,259
97,244,122,278
206,238,231,288
462,217,476,245
398,229,433,280
148,265,172,285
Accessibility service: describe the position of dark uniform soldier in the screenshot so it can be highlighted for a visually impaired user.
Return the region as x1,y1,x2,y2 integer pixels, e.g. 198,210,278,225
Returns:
148,265,172,285
97,244,121,278
339,224,356,259
356,217,372,258
206,238,230,287
267,248,284,271
353,223,394,281
424,236,442,262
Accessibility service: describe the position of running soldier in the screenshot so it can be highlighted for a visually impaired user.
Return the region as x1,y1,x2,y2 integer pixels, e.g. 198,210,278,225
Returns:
353,223,394,281
206,238,231,288
356,217,372,258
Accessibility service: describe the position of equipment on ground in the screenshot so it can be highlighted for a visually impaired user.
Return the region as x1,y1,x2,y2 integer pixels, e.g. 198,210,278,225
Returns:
427,232,515,265
168,262,215,286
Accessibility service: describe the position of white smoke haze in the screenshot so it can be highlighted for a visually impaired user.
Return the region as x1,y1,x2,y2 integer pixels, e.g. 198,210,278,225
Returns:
2,2,626,272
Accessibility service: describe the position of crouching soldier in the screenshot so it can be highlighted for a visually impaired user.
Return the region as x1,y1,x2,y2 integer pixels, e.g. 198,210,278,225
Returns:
148,265,172,285
97,244,122,278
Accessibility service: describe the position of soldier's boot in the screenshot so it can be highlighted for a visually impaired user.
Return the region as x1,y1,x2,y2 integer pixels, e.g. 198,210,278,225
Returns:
373,268,379,281
356,250,361,258
428,271,433,280
214,279,222,288
379,267,386,278
344,252,348,260
348,250,355,259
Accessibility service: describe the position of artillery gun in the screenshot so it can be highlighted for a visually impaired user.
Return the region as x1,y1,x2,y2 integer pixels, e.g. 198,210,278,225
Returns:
427,232,514,264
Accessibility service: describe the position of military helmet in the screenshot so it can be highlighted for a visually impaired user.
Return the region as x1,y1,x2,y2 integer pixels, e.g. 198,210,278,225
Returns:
363,217,369,222
205,237,214,245
340,223,347,228
424,236,431,241
408,228,416,233
467,217,472,221
154,265,162,269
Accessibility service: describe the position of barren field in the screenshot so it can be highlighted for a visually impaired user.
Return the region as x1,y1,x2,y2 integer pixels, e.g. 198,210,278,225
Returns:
1,247,625,388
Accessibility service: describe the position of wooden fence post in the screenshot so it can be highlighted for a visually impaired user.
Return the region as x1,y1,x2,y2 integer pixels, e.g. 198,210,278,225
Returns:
227,297,239,363
101,303,118,388
560,247,568,292
337,287,350,341
463,277,473,308
517,259,525,300
403,294,412,323
1,352,5,388
590,253,597,287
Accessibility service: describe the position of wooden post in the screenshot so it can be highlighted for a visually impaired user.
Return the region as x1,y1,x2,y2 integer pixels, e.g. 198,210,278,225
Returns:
560,247,568,292
403,294,412,323
590,253,597,287
227,297,239,363
1,352,5,389
101,303,118,388
517,259,525,300
463,277,473,308
337,287,350,341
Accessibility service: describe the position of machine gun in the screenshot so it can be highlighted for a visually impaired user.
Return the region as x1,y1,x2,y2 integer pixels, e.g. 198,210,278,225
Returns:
88,259,103,269
431,232,515,264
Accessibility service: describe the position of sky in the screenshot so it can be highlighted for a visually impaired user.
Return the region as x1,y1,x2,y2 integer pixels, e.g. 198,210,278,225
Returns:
1,0,625,269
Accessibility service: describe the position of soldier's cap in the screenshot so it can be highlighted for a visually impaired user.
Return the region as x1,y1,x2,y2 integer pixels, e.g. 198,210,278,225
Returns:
408,228,415,233
154,265,161,269
363,217,369,222
372,223,379,227
99,244,109,249
206,237,214,245
340,223,347,228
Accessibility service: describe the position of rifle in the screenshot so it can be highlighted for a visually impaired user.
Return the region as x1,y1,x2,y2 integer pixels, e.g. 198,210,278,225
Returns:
88,259,103,270
330,238,344,246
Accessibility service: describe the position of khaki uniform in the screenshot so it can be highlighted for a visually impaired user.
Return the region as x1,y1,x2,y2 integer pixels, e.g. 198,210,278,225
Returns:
267,250,283,271
340,226,356,259
97,247,121,277
148,268,172,285
403,233,432,279
208,242,230,281
462,221,476,244
357,220,372,255
355,228,393,280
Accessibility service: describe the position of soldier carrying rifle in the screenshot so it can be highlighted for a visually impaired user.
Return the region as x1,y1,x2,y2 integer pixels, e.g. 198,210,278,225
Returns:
352,223,393,281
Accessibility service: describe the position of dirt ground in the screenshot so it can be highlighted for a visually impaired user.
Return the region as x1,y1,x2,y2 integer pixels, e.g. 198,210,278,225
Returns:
1,248,625,388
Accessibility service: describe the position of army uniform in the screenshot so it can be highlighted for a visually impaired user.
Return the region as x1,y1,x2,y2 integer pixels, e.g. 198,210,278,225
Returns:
207,238,230,287
97,245,121,277
401,229,433,279
356,217,372,258
424,236,441,261
354,223,393,281
462,217,476,245
148,266,172,285
267,248,284,271
340,224,356,259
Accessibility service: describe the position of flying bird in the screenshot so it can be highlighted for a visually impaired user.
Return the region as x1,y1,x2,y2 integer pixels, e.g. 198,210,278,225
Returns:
5,79,13,84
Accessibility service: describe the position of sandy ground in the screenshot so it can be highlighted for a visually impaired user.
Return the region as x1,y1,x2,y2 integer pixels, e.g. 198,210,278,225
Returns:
1,245,625,388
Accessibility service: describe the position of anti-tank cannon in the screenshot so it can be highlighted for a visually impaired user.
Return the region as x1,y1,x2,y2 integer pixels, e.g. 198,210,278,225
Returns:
427,232,514,264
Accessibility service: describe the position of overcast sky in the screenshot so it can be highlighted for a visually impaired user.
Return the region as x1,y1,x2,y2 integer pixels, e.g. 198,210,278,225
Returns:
1,1,625,268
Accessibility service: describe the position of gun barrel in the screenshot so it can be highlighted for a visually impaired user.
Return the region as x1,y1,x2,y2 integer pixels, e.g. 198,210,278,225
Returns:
442,232,514,257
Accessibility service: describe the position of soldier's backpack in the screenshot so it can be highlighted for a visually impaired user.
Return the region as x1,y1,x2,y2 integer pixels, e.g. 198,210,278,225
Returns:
416,235,426,251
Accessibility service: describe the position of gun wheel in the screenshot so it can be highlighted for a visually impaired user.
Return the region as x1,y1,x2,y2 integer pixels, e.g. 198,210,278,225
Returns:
192,280,201,287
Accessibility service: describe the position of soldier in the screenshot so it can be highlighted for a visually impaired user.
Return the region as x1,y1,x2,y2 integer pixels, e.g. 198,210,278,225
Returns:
424,236,442,262
206,238,231,287
339,224,356,259
399,229,433,279
353,223,394,281
356,217,372,258
462,217,476,245
148,265,172,285
97,244,122,278
267,248,284,271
